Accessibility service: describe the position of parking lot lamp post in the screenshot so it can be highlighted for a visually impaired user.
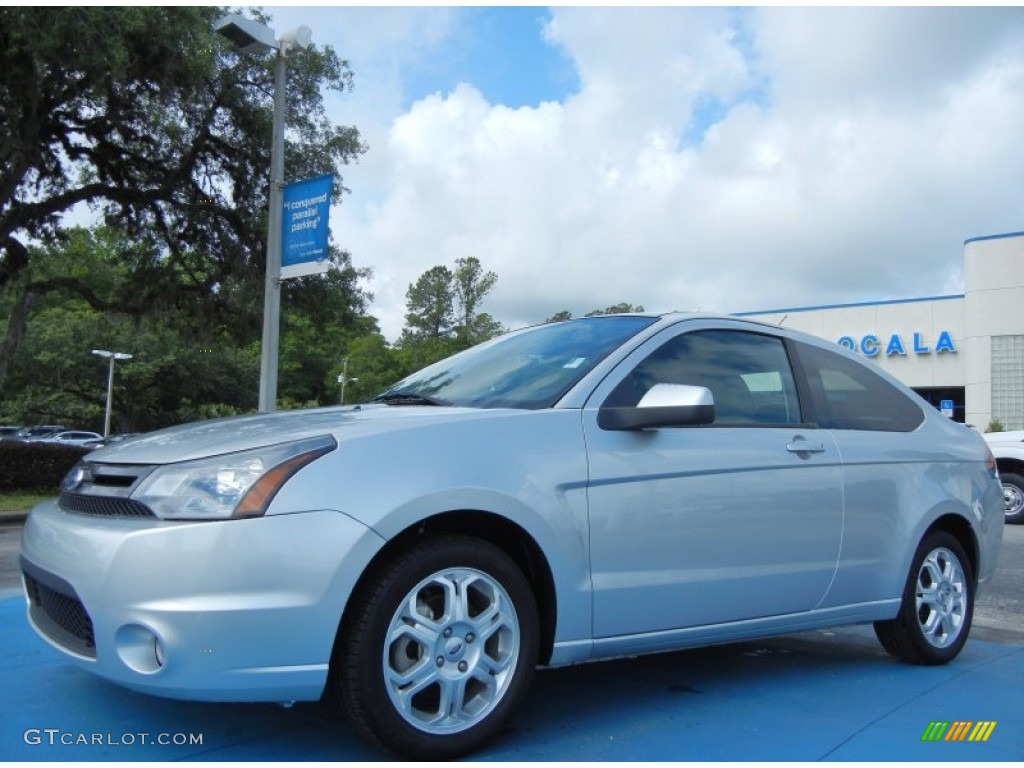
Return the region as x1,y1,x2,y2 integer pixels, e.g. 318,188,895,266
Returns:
338,357,358,404
91,349,133,438
214,14,312,413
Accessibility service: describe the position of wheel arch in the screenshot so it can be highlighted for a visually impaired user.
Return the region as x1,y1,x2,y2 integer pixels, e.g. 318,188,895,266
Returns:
994,456,1024,477
923,513,979,585
334,510,558,666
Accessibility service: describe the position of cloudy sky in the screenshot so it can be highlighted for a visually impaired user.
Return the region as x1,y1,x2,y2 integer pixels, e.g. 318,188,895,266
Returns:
264,5,1024,341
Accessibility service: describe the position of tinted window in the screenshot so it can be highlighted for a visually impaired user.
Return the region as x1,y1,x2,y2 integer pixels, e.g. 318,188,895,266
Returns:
606,330,802,425
796,342,924,432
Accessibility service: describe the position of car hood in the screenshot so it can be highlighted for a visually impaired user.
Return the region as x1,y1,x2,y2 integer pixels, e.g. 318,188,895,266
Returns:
88,404,507,464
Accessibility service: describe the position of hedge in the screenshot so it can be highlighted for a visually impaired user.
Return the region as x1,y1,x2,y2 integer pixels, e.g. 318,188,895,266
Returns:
0,441,91,492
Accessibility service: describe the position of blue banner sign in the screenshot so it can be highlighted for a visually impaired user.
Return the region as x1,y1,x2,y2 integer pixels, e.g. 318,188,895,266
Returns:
281,174,333,279
837,331,957,358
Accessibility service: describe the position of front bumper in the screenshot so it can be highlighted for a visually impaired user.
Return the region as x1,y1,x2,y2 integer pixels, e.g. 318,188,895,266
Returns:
20,500,385,702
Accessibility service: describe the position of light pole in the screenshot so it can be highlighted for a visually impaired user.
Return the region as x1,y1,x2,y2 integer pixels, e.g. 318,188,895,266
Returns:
215,14,313,413
92,349,133,438
337,357,358,404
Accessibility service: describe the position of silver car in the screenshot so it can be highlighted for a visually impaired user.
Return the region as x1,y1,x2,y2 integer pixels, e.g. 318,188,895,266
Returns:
21,314,1004,759
38,430,104,447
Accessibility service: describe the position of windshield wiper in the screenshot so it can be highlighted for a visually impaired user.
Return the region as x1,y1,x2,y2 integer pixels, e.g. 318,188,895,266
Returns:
372,392,449,406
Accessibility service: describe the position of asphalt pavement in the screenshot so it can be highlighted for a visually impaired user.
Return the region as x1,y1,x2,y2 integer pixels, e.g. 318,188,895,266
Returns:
973,523,1024,644
1,520,1022,761
0,519,23,591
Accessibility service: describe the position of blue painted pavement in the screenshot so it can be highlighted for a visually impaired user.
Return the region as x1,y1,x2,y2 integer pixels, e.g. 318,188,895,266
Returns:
1,593,1021,761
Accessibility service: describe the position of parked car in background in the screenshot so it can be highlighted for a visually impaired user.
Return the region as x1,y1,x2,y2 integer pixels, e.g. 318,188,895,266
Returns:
39,431,105,447
20,314,1004,759
983,430,1024,523
0,425,25,439
10,425,67,441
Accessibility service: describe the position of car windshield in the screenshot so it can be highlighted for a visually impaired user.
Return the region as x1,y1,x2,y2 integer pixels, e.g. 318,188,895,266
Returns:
376,315,657,409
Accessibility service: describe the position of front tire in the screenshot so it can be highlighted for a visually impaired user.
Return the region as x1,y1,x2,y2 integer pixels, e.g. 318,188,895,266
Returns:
335,535,539,760
874,530,974,665
1000,472,1024,524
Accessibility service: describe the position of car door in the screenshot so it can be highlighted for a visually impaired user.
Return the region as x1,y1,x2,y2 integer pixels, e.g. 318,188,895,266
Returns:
583,320,844,638
788,339,933,607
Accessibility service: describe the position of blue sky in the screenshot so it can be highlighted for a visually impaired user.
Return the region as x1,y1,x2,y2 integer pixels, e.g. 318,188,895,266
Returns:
408,7,578,110
262,6,1024,341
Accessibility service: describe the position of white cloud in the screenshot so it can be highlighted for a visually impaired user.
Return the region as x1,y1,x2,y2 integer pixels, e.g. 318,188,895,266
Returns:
755,7,1024,108
318,7,1024,340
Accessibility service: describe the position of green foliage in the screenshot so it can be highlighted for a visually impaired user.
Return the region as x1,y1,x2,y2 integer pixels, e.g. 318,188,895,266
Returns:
0,226,375,429
0,5,367,392
452,257,499,346
403,265,456,340
0,6,381,425
1,229,243,430
584,303,646,316
334,333,412,404
986,420,1005,433
1,5,363,254
546,304,646,322
0,11,532,423
0,294,262,432
0,491,54,513
544,310,574,323
0,442,89,492
398,257,505,372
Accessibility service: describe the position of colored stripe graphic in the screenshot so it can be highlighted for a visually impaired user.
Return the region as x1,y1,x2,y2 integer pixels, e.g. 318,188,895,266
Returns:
968,722,997,742
945,721,972,741
921,721,996,742
921,722,949,741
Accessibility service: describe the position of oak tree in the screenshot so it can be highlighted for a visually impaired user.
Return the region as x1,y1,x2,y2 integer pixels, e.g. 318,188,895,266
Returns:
0,6,366,389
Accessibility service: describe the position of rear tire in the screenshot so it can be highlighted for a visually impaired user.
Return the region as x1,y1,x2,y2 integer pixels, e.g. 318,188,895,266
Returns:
874,530,973,665
334,535,539,760
1000,472,1024,524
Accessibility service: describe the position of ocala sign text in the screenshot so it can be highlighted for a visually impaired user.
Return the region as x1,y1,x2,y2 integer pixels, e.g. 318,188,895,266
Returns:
837,331,957,357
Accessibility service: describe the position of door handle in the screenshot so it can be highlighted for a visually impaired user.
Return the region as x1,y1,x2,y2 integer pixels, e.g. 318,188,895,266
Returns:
786,438,826,453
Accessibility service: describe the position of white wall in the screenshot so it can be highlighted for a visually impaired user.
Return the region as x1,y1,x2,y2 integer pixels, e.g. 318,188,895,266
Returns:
965,232,1024,430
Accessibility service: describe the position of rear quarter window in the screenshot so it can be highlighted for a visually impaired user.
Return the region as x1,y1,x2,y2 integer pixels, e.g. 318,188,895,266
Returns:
795,342,925,432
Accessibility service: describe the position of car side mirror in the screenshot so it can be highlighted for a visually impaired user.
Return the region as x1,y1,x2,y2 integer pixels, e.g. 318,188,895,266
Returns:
598,384,716,431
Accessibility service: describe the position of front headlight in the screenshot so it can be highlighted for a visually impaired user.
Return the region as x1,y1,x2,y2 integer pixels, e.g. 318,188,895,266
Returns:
131,436,336,520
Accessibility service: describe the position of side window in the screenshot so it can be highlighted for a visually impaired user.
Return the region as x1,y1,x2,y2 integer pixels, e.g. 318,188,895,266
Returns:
605,330,802,426
796,342,924,432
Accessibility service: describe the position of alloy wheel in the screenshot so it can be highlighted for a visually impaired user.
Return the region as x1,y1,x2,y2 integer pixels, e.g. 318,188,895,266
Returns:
383,567,521,734
914,547,967,649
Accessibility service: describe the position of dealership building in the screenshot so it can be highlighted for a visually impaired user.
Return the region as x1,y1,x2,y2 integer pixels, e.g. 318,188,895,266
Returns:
736,230,1024,430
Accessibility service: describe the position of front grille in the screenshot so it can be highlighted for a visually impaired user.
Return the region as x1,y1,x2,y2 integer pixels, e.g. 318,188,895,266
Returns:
23,566,96,658
59,491,155,518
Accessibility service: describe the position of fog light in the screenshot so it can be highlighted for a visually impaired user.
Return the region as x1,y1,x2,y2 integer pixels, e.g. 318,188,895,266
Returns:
115,624,165,674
